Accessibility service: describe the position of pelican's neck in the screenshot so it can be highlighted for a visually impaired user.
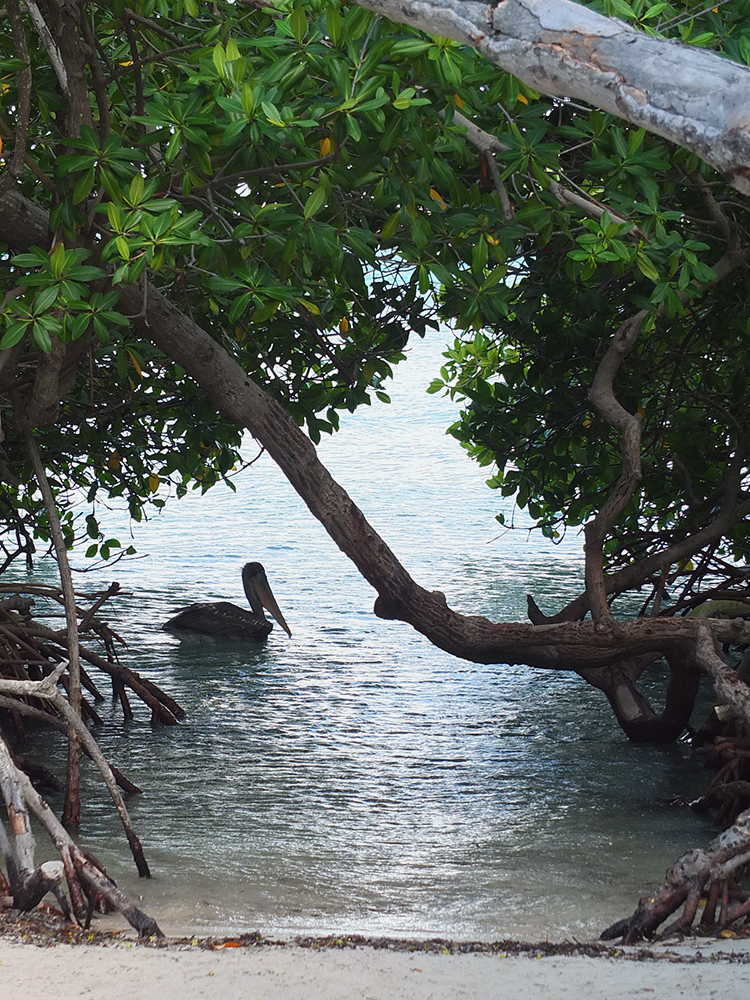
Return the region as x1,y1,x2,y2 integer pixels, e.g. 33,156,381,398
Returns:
241,563,266,619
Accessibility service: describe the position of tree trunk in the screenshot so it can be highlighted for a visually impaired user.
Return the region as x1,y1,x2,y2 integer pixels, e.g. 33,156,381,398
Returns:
580,655,701,743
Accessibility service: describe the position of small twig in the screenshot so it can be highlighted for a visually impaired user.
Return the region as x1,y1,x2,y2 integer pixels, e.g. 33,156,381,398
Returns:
123,6,182,44
78,581,121,633
25,0,69,96
122,12,146,129
547,178,636,232
199,148,340,193
350,14,381,94
651,563,670,617
80,8,111,139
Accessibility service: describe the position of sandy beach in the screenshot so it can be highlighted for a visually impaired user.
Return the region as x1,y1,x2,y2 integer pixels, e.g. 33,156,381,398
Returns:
1,923,749,1000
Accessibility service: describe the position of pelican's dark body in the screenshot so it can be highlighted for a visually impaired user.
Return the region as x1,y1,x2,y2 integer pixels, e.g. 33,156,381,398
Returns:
163,562,291,641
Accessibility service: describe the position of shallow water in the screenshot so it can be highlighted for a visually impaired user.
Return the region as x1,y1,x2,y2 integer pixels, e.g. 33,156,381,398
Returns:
8,334,715,941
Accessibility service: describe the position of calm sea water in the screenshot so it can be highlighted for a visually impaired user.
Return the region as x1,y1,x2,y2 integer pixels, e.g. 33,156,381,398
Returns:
11,334,714,941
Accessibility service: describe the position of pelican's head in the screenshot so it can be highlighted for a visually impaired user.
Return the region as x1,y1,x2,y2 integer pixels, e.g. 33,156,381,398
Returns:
242,562,292,637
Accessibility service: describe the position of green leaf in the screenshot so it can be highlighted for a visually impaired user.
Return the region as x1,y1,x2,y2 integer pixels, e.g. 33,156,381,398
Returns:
290,7,307,43
69,312,91,340
34,285,59,313
0,321,28,350
326,4,342,45
261,100,284,126
128,173,145,205
635,252,660,282
303,186,327,220
49,243,67,280
380,210,400,242
72,165,96,204
345,114,362,141
32,323,53,352
212,41,226,77
471,236,488,274
165,131,183,163
607,0,635,18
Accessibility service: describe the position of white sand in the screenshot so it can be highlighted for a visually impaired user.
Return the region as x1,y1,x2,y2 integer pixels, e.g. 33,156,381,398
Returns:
0,937,748,1000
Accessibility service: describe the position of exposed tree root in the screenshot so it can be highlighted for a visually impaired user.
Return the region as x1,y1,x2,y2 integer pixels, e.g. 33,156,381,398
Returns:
603,805,750,943
603,694,750,944
0,583,181,935
0,735,161,937
0,588,185,727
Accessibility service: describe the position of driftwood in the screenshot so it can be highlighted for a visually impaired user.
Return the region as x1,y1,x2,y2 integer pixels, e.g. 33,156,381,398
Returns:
0,734,162,937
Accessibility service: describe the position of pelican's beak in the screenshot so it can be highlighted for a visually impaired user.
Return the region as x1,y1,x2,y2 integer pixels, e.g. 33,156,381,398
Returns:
257,577,292,637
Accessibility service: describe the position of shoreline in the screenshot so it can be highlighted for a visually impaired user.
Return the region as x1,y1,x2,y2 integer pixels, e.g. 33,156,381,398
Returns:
3,907,750,959
2,912,750,1000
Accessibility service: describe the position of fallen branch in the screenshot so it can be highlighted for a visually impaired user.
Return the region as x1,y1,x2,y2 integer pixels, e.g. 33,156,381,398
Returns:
0,663,150,876
0,735,162,937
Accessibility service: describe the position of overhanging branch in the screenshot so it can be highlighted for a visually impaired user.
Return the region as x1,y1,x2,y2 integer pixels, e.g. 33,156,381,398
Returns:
2,187,750,676
355,0,750,193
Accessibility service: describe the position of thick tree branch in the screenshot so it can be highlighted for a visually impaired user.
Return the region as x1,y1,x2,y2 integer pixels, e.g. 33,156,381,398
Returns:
2,188,750,680
355,0,750,193
25,0,69,96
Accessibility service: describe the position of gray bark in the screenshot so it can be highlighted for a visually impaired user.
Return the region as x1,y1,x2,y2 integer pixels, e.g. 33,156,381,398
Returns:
355,0,750,193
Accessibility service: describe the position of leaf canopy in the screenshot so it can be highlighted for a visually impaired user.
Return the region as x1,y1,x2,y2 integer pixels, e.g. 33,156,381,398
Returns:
0,0,748,615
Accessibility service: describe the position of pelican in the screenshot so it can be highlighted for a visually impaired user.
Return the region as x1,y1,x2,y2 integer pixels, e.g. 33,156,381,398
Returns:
163,562,292,640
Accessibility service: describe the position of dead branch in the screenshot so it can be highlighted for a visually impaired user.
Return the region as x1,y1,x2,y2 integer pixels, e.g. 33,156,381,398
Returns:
0,664,150,877
0,736,162,937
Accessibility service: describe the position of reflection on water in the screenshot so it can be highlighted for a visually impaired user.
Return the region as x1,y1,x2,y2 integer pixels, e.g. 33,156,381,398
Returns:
8,334,715,941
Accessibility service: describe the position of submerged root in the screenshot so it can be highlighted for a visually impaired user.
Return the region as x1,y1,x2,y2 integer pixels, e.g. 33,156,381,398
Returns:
0,585,185,728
